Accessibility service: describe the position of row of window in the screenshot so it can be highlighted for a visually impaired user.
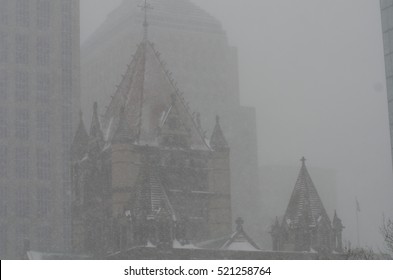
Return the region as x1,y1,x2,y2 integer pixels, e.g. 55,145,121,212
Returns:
0,225,53,256
0,33,51,65
0,186,52,217
0,108,51,142
0,0,52,30
0,33,74,66
0,146,51,180
0,70,55,103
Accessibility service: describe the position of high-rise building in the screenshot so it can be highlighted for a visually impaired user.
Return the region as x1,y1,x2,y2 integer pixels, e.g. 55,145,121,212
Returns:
0,0,80,258
381,0,393,166
81,0,260,240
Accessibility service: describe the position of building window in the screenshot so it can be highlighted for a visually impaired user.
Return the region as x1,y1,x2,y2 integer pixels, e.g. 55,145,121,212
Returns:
36,148,50,180
16,0,29,27
36,0,50,30
0,69,7,100
0,0,9,25
15,71,29,102
0,32,8,63
15,34,29,64
0,146,8,178
36,111,50,143
36,72,50,103
37,188,50,217
0,107,7,139
15,147,29,179
15,109,29,140
61,0,72,17
61,70,73,101
36,36,50,66
16,187,30,217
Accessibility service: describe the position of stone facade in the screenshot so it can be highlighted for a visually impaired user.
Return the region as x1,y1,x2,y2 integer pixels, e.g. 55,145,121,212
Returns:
71,33,232,257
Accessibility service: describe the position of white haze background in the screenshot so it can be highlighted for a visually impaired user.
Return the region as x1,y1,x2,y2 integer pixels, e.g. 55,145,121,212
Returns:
80,0,393,250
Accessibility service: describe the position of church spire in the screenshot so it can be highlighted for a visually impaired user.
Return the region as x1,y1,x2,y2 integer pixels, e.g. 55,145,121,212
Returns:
138,0,153,41
283,158,331,229
88,102,104,157
90,102,103,139
210,115,228,151
71,110,89,161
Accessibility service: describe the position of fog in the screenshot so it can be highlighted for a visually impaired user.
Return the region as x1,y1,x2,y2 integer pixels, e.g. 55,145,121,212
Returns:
80,0,393,250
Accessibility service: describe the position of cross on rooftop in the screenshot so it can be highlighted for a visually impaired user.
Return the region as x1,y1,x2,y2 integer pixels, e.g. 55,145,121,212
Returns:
138,0,154,39
236,217,244,231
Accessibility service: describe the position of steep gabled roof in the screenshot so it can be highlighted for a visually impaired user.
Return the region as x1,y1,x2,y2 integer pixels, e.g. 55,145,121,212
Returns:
101,39,210,150
221,218,260,251
196,218,260,251
282,158,331,229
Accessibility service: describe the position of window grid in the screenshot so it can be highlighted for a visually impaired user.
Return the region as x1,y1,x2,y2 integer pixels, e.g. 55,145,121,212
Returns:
15,147,29,179
15,34,29,64
15,0,29,27
15,109,29,140
15,71,29,102
36,148,50,180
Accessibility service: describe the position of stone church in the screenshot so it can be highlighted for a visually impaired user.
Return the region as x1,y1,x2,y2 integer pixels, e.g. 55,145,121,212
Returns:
70,16,232,256
270,158,344,254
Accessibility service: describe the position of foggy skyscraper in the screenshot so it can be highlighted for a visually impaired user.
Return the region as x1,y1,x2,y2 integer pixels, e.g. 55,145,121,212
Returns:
0,0,80,258
381,0,393,167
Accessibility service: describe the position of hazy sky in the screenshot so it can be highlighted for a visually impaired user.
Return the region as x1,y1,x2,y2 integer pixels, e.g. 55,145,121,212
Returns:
80,0,393,250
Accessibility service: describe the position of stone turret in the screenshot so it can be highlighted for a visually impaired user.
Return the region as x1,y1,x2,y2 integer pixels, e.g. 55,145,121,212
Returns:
71,111,89,161
210,116,229,151
88,102,104,158
270,217,281,251
332,211,344,252
208,115,232,238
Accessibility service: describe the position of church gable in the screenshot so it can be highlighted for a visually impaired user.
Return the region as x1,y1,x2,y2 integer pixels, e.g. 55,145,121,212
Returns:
101,40,209,151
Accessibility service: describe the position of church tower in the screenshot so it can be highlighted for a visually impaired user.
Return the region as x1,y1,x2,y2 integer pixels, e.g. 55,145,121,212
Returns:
208,116,232,238
271,158,344,254
71,1,232,256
